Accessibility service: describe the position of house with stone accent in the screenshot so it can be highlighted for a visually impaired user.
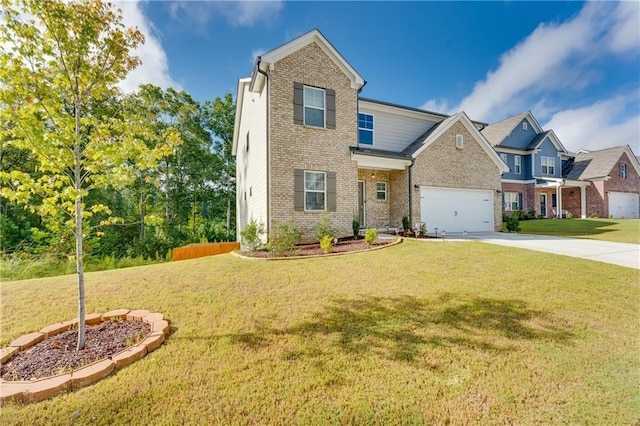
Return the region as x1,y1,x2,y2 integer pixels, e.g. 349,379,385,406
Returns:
563,145,640,219
232,29,508,242
482,112,640,219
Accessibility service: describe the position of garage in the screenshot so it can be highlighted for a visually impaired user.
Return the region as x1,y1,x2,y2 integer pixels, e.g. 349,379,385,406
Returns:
608,192,639,219
420,186,494,233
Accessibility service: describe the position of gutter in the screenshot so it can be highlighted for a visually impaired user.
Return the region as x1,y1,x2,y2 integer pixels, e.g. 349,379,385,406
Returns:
256,58,271,236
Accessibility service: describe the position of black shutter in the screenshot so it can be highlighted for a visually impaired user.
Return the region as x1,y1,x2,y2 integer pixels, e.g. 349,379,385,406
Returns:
294,169,304,211
293,82,303,125
327,171,336,212
326,89,336,129
518,193,523,210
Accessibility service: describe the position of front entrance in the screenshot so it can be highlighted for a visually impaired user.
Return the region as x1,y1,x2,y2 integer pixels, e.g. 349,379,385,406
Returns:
539,193,547,217
357,180,366,226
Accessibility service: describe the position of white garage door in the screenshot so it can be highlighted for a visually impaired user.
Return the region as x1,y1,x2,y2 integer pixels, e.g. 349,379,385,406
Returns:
420,186,494,233
608,192,639,219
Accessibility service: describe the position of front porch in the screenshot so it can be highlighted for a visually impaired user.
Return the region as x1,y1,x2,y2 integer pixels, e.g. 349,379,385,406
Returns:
535,178,590,218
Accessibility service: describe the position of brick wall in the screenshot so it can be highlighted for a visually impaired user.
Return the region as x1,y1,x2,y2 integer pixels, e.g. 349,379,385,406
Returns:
268,42,359,238
501,182,535,214
602,152,640,217
561,187,582,218
410,121,503,231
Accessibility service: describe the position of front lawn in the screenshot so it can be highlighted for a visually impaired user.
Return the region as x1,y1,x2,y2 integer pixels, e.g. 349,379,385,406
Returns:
519,218,640,244
1,240,638,424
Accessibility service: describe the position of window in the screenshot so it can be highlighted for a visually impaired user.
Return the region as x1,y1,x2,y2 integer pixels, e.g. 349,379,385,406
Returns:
514,155,521,174
304,171,326,211
523,121,528,131
358,113,374,145
620,163,627,179
541,156,555,175
376,182,387,201
246,131,250,153
456,134,464,149
303,86,325,127
504,192,520,211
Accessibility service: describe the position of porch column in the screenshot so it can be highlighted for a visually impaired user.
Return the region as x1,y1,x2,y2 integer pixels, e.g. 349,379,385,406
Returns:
556,184,562,218
580,186,586,218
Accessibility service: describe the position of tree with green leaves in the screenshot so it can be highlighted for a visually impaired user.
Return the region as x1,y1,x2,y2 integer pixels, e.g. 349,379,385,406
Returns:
0,0,180,349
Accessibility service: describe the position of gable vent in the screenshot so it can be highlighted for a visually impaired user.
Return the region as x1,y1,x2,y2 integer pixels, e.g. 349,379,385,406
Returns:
455,134,464,149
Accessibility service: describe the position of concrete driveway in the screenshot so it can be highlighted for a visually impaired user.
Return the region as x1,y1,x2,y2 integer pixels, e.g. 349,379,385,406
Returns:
449,232,640,270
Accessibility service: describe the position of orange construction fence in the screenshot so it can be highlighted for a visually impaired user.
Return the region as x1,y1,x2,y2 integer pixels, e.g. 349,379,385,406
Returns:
172,241,240,261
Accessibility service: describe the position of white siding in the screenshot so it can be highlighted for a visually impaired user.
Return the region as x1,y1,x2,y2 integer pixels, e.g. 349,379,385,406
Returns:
235,85,269,243
358,106,438,152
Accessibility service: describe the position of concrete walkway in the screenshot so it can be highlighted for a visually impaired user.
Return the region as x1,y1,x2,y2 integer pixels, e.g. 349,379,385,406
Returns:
444,232,640,270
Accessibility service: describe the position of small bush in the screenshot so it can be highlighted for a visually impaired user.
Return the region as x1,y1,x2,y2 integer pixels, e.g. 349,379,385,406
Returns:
589,213,599,218
402,215,410,232
314,215,334,242
364,228,377,246
352,218,360,239
320,235,333,254
419,223,427,236
504,215,521,233
566,212,573,219
267,220,301,256
240,219,265,252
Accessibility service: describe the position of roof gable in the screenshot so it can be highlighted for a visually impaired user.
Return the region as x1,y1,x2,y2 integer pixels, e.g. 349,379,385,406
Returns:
527,129,567,153
482,111,543,147
566,145,640,180
250,29,365,92
408,112,509,173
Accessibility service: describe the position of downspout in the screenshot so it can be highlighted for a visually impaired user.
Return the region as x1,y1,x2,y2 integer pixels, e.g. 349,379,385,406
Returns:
408,160,415,230
256,58,270,235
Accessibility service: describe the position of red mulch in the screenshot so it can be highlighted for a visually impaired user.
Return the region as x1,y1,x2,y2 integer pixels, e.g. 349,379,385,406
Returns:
1,320,150,381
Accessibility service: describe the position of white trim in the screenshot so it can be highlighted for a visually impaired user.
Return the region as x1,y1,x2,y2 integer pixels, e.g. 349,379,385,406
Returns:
494,147,530,155
350,152,412,170
376,181,388,202
411,112,510,173
303,86,326,128
541,156,556,175
502,178,535,184
359,99,446,122
523,121,528,131
514,155,521,174
232,78,251,156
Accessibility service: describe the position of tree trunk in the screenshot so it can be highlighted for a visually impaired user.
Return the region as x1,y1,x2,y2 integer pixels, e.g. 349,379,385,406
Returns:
139,180,145,242
74,97,86,351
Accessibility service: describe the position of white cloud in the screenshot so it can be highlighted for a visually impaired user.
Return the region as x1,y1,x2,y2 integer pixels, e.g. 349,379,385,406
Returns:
419,98,449,115
543,94,640,153
169,1,283,30
250,48,266,65
117,1,180,93
608,1,640,53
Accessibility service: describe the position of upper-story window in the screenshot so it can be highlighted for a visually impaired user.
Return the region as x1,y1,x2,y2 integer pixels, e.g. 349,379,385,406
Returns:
523,121,528,131
541,156,555,175
358,113,374,145
619,163,627,179
514,155,521,174
304,86,325,128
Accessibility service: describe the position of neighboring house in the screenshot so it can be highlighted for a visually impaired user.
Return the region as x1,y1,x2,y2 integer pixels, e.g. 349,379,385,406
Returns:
483,112,640,219
563,145,640,219
232,29,508,242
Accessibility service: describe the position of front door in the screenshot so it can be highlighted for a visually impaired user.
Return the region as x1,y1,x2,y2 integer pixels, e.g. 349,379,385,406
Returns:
539,194,547,217
357,180,365,226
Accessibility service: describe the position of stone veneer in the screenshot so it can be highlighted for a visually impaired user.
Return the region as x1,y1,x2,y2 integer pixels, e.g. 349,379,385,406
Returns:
0,309,168,405
268,42,359,238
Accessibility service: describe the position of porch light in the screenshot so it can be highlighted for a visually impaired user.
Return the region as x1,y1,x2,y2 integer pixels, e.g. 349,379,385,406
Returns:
370,173,375,179
496,189,502,194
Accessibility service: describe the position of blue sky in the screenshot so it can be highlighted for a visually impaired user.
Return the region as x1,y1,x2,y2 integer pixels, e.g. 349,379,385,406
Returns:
118,1,640,153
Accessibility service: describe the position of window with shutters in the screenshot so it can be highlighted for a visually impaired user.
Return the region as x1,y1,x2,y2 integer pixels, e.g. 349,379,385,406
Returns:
294,82,335,129
304,86,325,127
358,113,374,145
504,192,520,211
304,171,326,211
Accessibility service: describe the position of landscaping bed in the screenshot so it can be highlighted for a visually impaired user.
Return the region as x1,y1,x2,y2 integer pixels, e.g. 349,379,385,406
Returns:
241,237,396,258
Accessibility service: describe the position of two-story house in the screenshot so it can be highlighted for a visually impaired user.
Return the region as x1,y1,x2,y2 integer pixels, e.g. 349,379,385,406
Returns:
232,29,509,242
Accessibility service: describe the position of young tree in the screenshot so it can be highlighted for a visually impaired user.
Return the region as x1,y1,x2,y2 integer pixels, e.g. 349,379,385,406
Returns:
0,0,180,349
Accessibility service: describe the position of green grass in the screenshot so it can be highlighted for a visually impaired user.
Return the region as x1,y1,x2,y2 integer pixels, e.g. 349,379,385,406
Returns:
519,218,640,244
1,240,639,424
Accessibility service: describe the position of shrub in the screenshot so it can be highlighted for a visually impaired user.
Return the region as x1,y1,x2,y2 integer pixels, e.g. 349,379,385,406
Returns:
364,228,377,246
320,235,333,254
267,220,301,256
402,215,410,232
528,210,537,219
240,219,265,252
352,218,360,239
419,223,427,237
566,212,573,219
314,215,335,242
589,213,599,218
504,215,521,233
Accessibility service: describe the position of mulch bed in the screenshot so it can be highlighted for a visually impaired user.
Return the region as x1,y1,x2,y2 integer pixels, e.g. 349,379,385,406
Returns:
1,320,150,381
244,238,394,258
